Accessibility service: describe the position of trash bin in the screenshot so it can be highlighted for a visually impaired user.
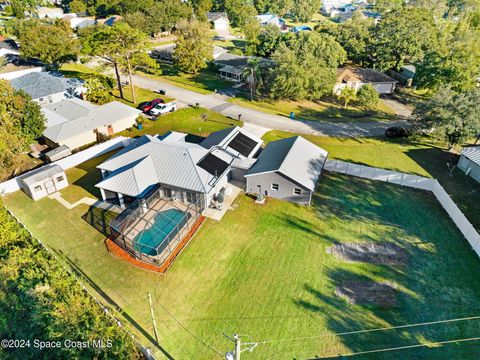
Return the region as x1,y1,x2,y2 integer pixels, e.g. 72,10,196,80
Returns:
137,123,143,130
290,112,295,119
159,89,166,95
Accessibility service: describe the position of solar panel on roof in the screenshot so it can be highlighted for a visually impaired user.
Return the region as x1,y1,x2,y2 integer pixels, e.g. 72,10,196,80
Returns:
197,153,230,177
228,132,258,157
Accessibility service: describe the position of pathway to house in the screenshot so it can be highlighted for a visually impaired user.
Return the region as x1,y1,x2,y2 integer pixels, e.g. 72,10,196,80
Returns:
49,192,123,213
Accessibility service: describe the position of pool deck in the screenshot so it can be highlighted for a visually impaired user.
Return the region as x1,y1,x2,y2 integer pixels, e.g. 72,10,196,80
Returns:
203,182,243,221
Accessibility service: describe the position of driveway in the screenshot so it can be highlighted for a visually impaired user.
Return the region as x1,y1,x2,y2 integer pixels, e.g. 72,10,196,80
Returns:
131,74,409,137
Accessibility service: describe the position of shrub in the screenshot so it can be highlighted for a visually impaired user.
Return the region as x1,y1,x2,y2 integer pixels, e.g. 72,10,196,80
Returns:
356,84,379,109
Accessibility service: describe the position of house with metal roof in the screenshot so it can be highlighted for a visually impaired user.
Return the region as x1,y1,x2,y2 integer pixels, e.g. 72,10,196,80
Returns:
459,147,480,183
95,127,263,210
244,136,328,205
10,71,85,106
42,98,141,150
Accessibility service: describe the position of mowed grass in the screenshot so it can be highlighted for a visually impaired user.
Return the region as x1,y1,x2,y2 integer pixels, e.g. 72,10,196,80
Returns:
4,172,480,359
229,97,397,123
118,107,243,138
264,130,480,230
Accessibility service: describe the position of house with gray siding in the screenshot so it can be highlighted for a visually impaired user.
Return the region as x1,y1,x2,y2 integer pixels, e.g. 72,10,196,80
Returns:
458,146,480,183
244,136,328,205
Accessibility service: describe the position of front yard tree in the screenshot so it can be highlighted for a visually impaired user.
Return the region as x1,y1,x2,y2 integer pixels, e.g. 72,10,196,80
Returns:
224,0,257,27
337,86,356,108
0,80,45,180
16,19,79,68
371,7,436,70
84,77,113,104
355,84,379,109
412,86,480,148
174,19,213,74
269,32,346,100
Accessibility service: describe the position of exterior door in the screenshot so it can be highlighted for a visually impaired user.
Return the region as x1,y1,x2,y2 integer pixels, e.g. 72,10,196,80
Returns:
44,180,56,194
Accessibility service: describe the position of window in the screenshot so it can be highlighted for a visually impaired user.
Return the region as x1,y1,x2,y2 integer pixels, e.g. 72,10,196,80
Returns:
294,188,302,195
34,185,42,193
56,176,64,182
271,183,279,191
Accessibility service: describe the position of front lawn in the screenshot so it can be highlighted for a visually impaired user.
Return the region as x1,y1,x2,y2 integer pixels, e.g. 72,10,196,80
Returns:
118,106,243,138
229,97,397,123
4,171,480,359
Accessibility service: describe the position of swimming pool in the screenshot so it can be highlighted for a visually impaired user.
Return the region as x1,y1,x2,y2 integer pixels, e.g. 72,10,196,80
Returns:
133,209,191,256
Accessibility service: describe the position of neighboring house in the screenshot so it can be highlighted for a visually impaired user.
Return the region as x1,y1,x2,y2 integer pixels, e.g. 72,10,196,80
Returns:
10,71,85,105
0,65,43,81
20,164,68,201
458,147,480,183
63,14,96,29
245,136,328,205
42,98,141,150
95,126,263,209
256,13,284,27
150,44,227,64
335,67,397,94
36,6,64,18
207,12,229,30
389,64,416,86
322,0,367,13
0,39,19,57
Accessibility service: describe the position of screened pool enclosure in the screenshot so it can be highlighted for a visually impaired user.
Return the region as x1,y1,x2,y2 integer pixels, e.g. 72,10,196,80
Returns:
108,185,204,267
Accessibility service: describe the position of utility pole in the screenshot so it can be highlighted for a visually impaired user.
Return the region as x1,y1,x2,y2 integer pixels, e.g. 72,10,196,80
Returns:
234,334,241,360
224,333,258,360
148,292,159,346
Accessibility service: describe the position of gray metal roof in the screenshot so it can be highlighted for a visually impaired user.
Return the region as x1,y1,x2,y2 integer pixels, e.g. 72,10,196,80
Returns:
245,136,328,191
43,99,141,143
10,72,84,100
461,146,480,166
207,12,229,21
21,164,64,186
96,136,218,195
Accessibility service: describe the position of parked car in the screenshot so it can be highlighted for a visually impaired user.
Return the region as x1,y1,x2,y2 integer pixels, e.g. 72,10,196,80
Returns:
385,126,411,138
213,36,226,41
140,98,164,113
150,102,177,116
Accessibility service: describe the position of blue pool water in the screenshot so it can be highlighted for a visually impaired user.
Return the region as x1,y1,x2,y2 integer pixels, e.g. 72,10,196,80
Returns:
134,209,190,256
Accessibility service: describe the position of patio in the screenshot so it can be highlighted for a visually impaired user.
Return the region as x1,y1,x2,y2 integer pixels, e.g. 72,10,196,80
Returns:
203,182,243,221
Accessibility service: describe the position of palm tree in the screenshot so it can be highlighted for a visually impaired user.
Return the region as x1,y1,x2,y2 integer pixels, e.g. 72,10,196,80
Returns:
337,86,357,108
243,58,262,101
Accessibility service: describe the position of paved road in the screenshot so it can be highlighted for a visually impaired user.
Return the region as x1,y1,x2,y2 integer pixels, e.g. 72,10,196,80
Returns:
130,74,411,137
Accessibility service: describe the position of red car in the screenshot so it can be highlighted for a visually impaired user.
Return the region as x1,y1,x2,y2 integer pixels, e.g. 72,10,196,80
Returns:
140,98,164,113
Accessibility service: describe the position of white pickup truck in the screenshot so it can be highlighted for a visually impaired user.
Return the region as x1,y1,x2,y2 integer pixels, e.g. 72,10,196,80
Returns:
150,102,176,116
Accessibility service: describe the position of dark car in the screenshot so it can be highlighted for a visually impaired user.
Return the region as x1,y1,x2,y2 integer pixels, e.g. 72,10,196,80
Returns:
385,126,411,138
140,98,164,113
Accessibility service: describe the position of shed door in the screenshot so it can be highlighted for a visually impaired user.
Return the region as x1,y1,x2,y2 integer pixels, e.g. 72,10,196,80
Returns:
44,180,56,194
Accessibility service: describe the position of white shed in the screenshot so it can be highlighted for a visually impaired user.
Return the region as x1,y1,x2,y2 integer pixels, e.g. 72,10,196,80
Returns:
213,17,229,30
21,164,68,201
459,146,480,183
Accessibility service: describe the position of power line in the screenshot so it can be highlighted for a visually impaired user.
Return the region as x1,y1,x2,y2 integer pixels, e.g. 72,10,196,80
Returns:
255,314,480,344
315,336,480,358
157,301,224,357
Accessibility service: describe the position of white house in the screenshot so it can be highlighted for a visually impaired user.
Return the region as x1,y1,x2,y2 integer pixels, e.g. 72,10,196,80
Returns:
42,98,141,150
256,13,284,27
36,6,64,18
459,147,480,183
207,12,230,30
10,71,85,105
334,67,397,95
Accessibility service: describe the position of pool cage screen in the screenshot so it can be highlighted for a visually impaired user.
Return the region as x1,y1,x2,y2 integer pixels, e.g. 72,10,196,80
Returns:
109,185,203,267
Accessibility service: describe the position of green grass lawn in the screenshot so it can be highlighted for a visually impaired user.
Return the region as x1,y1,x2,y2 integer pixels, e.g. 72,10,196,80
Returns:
145,64,232,94
5,173,480,359
230,97,397,123
118,106,242,138
264,130,480,231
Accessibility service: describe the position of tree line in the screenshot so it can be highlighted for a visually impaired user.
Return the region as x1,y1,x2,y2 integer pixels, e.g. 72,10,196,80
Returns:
0,203,142,359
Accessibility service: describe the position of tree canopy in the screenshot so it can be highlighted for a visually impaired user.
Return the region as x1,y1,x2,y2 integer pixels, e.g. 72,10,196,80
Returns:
268,32,346,100
412,86,480,147
0,80,45,181
16,19,79,67
173,19,213,74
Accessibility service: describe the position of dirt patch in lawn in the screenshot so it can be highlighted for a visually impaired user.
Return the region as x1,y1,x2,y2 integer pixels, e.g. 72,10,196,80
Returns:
335,281,398,308
327,242,407,265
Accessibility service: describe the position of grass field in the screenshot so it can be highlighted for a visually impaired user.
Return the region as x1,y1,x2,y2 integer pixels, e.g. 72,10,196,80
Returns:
5,171,480,359
118,107,242,138
229,97,397,123
264,130,480,231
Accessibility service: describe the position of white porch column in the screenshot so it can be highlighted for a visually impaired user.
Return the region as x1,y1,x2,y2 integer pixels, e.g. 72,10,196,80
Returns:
118,193,125,207
99,188,107,201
